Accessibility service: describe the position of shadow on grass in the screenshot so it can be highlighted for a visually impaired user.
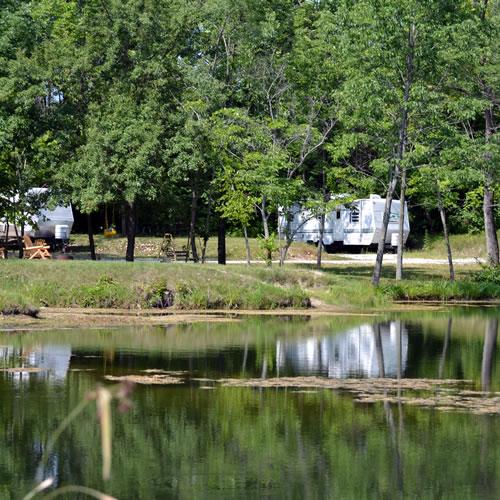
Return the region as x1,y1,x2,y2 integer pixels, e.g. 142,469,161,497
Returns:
294,264,446,281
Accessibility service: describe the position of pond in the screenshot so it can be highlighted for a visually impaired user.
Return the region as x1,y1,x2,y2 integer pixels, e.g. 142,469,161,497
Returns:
0,309,499,499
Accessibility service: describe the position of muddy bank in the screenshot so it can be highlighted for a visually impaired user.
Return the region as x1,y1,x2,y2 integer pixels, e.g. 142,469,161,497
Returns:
0,302,463,331
0,306,386,331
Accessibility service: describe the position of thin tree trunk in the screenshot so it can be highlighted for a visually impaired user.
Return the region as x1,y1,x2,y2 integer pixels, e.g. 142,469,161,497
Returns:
200,192,212,264
3,221,9,259
483,168,499,266
277,208,285,267
481,318,498,392
437,189,455,281
104,203,109,230
243,225,251,265
14,222,23,259
217,218,226,265
87,214,96,261
260,196,272,265
316,212,325,270
125,201,136,262
201,237,209,264
372,24,415,286
372,173,399,285
188,183,199,263
261,196,270,240
396,167,407,280
317,171,327,270
480,8,499,265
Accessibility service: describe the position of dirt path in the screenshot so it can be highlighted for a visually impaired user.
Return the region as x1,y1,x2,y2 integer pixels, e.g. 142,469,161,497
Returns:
202,256,483,265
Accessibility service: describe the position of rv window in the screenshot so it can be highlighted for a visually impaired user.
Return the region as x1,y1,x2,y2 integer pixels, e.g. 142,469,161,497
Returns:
350,209,359,223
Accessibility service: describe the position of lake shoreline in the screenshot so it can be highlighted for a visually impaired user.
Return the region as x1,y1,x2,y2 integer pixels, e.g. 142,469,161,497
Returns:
1,301,498,331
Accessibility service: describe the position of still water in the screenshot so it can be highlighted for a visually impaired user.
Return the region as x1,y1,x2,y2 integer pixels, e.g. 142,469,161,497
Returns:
0,310,499,499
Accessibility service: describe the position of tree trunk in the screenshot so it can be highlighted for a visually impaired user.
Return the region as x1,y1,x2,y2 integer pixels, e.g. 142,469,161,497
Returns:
372,174,399,285
481,318,498,392
277,208,285,267
260,196,272,265
14,222,23,259
483,154,499,266
372,24,415,286
316,212,325,270
125,201,136,262
483,106,499,266
3,221,9,259
243,226,251,265
437,190,455,281
261,196,270,240
200,192,212,264
87,214,97,261
217,218,226,265
396,167,407,280
188,183,199,263
201,237,209,264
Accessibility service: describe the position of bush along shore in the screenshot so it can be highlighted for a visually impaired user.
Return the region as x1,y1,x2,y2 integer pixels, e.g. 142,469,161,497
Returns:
0,261,499,317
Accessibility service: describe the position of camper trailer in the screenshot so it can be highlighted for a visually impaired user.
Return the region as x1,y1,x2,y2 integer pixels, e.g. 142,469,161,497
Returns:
0,188,74,243
279,194,409,252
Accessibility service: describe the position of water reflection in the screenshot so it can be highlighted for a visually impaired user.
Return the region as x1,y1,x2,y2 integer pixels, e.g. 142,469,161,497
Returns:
0,344,71,383
0,312,499,499
482,318,498,392
276,321,408,378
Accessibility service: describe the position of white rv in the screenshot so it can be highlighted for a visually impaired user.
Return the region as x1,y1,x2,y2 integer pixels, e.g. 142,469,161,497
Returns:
280,194,409,252
0,188,74,241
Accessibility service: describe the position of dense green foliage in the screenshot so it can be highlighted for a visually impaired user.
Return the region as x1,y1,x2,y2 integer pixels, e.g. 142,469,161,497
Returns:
0,0,498,266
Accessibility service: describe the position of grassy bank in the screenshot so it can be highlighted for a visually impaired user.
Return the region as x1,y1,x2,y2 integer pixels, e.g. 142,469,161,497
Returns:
1,260,499,316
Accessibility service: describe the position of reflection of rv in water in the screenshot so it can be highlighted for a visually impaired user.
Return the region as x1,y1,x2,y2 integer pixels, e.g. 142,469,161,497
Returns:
0,344,72,381
276,322,408,378
0,188,74,242
279,195,409,252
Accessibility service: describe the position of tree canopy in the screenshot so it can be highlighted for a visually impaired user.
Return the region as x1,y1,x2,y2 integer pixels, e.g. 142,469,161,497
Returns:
0,0,498,269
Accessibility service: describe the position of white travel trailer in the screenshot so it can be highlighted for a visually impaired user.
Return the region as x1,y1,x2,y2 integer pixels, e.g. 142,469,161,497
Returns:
0,188,74,241
279,194,409,252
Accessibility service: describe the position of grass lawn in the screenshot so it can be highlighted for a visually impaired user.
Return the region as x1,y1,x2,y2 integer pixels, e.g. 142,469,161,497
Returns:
69,234,323,261
67,231,499,261
407,231,500,259
0,259,498,315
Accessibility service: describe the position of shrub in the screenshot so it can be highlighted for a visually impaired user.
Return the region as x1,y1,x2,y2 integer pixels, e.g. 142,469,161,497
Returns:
71,275,130,308
470,265,500,286
144,279,175,308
